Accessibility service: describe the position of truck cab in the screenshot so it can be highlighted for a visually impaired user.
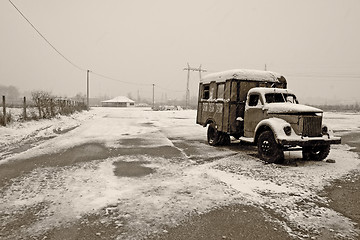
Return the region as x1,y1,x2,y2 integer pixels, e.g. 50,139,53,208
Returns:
196,69,341,163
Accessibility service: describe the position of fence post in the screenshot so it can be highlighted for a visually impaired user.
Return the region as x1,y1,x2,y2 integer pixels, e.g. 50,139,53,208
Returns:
37,98,42,119
50,98,54,117
2,95,6,126
23,97,27,120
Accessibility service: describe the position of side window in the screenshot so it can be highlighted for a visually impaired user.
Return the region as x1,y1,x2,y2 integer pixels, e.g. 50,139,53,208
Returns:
217,83,225,99
203,85,210,99
249,94,260,107
209,84,215,99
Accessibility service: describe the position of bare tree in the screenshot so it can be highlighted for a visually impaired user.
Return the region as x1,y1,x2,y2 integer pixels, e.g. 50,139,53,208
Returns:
31,90,54,118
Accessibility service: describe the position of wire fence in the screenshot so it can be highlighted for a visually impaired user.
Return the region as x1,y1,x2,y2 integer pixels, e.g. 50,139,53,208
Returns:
1,95,87,126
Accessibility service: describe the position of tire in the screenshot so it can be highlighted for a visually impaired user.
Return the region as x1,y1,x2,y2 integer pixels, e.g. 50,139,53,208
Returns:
257,131,284,163
207,123,220,146
219,133,231,146
302,144,330,161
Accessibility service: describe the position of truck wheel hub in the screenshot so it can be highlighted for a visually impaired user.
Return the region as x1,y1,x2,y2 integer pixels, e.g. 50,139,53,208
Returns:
261,140,271,153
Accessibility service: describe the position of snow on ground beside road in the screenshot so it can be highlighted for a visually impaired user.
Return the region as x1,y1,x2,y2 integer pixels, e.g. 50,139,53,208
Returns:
206,144,359,238
0,107,179,163
1,108,360,239
0,109,95,162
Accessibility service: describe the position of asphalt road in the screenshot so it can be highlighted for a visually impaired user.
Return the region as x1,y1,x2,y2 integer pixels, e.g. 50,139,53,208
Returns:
0,109,359,240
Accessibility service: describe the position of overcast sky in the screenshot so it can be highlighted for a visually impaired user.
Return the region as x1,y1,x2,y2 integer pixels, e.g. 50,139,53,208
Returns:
1,0,359,104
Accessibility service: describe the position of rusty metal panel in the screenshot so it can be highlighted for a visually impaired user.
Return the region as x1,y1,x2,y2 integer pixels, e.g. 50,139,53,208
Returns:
214,102,224,131
199,101,225,131
209,102,222,131
201,102,209,124
228,103,245,135
230,80,238,102
224,80,231,100
229,104,237,133
239,81,258,102
223,101,229,132
196,102,202,124
200,102,226,131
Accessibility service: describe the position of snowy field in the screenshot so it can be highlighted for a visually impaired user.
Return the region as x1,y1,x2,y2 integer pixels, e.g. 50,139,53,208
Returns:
0,108,360,239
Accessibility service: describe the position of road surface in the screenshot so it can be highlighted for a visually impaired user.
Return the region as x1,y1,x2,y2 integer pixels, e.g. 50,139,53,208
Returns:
0,108,359,240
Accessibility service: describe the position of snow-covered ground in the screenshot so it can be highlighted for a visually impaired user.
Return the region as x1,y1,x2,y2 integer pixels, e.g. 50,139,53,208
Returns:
323,111,360,135
0,108,360,239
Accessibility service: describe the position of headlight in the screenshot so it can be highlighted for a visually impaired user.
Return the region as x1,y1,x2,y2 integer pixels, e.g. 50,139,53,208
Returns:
283,126,292,136
322,126,328,135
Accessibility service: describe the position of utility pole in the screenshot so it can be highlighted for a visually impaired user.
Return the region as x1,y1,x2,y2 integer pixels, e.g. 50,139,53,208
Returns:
2,96,6,126
183,63,207,109
265,64,267,71
152,84,155,109
87,70,90,111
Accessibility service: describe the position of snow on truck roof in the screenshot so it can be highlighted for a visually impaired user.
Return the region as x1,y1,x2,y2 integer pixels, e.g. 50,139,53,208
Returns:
248,87,295,95
201,69,285,84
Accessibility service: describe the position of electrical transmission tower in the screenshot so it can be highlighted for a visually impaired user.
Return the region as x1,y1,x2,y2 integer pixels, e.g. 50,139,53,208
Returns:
183,63,207,109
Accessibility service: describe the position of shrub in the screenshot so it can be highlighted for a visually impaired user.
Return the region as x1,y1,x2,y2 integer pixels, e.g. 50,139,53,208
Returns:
0,111,13,126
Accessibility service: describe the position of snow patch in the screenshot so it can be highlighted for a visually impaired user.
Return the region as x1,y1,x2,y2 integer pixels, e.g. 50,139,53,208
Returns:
1,108,360,239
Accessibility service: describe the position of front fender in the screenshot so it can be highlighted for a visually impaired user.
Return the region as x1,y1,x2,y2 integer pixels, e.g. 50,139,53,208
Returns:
255,118,291,143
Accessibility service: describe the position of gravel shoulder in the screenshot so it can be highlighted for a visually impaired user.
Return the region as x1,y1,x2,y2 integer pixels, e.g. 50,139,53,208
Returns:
322,131,360,238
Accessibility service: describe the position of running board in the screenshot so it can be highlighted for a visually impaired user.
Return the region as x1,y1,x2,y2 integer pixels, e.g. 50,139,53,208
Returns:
239,137,254,143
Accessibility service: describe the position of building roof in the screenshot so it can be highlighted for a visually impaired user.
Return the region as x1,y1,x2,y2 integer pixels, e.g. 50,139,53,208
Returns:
101,96,135,103
201,69,285,84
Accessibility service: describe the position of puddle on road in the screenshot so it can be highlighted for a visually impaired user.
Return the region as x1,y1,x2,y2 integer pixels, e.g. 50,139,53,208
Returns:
118,138,152,147
116,138,183,159
0,139,183,187
0,143,111,188
141,122,154,126
341,131,360,153
114,146,183,159
113,161,154,177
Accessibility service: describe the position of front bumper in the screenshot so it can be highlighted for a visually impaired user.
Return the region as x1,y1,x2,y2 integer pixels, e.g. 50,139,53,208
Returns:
278,136,341,147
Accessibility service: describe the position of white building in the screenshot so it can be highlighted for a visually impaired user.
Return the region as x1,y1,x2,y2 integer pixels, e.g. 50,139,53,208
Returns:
101,96,135,107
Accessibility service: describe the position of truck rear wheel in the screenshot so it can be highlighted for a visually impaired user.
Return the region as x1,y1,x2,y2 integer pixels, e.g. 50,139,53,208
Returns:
207,123,220,146
302,144,330,161
219,133,230,146
257,131,284,163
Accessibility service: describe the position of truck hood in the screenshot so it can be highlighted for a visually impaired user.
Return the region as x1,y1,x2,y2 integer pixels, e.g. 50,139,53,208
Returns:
266,103,323,114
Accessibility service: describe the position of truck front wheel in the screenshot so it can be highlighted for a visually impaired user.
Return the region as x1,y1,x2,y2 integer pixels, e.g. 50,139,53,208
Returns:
257,131,284,163
302,144,330,161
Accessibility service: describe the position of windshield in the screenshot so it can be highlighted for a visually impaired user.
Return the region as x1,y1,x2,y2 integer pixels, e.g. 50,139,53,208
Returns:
265,93,298,104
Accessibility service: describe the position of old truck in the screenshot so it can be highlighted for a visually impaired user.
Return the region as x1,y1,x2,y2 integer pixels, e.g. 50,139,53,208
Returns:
196,69,341,163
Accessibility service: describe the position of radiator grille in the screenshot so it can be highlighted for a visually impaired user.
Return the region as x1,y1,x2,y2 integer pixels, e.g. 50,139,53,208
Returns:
302,116,322,137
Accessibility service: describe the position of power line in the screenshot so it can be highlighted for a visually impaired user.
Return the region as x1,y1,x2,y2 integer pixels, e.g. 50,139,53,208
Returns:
183,63,207,108
284,73,360,79
91,71,186,93
8,0,196,96
91,71,152,86
155,84,186,93
8,0,86,72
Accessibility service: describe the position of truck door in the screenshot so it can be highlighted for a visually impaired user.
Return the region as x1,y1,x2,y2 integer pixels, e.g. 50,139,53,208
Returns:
244,93,265,138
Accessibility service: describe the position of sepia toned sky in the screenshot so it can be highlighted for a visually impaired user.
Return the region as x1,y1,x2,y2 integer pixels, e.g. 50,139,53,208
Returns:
1,0,359,104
